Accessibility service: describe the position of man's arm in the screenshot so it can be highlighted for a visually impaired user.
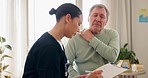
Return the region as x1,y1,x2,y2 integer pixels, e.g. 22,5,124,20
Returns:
80,29,120,62
65,38,79,77
89,29,120,62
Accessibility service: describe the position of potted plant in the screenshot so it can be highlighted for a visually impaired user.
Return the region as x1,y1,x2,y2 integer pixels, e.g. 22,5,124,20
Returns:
116,43,139,65
0,36,13,78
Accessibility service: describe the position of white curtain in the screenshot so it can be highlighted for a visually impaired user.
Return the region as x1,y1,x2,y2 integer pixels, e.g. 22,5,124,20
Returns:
101,0,133,49
0,0,28,78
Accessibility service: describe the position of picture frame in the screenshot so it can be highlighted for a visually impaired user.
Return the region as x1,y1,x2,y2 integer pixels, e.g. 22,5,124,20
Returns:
117,60,130,69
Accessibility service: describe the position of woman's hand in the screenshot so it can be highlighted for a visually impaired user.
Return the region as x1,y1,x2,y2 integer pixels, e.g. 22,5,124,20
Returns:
75,70,103,78
86,70,103,78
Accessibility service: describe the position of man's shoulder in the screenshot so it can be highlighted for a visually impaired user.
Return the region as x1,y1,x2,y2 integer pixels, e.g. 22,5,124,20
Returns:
68,33,84,43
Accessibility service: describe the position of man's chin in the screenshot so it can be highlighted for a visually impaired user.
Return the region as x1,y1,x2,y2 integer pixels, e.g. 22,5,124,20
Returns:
92,32,98,35
91,29,97,33
92,30,101,35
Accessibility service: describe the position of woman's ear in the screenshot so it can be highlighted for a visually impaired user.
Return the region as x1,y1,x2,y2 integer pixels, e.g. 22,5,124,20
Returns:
65,14,72,23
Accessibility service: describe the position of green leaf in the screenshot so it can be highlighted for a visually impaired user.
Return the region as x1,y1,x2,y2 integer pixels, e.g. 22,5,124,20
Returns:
3,65,9,71
130,51,136,56
4,71,13,74
1,55,13,61
0,63,2,72
123,43,128,48
0,36,6,43
4,45,12,50
4,75,11,78
0,49,3,54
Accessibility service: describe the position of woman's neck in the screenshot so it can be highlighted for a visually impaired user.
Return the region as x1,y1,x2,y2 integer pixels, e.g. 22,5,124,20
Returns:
48,24,65,41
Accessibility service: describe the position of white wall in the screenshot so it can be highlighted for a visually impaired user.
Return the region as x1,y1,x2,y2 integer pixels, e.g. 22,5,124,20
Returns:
132,0,148,78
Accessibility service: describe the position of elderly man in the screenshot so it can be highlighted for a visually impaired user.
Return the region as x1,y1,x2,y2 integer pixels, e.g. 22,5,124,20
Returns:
65,4,119,78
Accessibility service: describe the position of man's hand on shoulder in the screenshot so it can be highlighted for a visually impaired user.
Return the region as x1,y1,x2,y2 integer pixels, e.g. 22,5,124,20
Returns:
80,29,94,42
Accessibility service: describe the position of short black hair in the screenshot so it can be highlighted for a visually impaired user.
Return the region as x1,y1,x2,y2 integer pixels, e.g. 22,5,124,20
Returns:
49,3,82,22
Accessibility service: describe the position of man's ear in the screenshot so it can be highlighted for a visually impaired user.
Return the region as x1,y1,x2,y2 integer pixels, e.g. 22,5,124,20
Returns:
65,14,72,23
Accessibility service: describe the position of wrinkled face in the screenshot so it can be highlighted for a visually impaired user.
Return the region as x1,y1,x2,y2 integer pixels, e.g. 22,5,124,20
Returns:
88,7,107,34
65,15,83,38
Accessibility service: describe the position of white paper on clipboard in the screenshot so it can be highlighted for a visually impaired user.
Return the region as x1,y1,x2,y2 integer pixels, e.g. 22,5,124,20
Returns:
94,63,127,78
